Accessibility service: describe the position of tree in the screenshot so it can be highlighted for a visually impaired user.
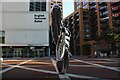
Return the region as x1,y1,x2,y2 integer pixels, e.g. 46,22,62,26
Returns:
107,29,120,42
106,28,120,57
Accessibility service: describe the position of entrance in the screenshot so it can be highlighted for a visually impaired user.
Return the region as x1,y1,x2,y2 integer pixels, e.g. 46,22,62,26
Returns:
13,49,22,58
33,48,45,57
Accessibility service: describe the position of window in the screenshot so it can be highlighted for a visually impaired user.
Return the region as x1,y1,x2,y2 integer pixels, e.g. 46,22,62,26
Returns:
29,0,46,11
82,0,88,6
76,0,80,9
0,31,5,44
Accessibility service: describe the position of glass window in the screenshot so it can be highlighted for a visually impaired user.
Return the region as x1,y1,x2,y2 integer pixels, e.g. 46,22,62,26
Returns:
0,31,5,43
82,0,88,6
29,0,46,11
76,0,80,9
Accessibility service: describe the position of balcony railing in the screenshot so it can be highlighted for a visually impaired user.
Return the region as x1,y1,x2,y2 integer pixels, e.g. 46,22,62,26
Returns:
99,2,106,6
90,12,96,16
99,6,107,12
112,13,120,19
111,2,119,6
112,6,120,13
89,2,96,6
90,5,96,10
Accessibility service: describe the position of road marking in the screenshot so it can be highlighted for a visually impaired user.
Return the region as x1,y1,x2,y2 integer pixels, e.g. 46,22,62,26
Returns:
51,58,59,73
51,58,71,80
2,63,57,75
74,59,120,72
93,58,119,62
66,73,110,80
69,64,99,67
67,73,97,79
0,58,34,74
87,61,117,64
58,74,71,80
2,63,107,80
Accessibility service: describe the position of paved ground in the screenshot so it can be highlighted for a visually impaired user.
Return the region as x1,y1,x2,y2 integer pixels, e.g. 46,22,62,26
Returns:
0,57,120,80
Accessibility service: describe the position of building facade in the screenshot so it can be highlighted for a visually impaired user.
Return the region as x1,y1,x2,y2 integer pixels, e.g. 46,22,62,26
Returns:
50,0,63,18
0,0,50,57
63,1,120,57
63,8,90,56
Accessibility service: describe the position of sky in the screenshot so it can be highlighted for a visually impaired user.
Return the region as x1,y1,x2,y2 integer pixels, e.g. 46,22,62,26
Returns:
63,0,74,18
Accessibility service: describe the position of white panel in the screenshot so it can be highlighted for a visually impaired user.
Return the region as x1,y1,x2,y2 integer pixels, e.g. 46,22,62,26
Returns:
2,2,29,11
5,30,49,46
2,13,28,29
5,31,27,44
27,30,49,46
0,1,2,30
2,1,50,46
2,12,49,30
46,0,50,12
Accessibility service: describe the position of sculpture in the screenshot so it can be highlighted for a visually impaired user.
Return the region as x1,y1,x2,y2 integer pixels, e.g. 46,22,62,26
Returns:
51,4,71,74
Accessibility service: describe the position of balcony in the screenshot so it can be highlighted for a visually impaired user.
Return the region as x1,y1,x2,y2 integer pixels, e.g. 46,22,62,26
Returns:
100,20,107,24
112,13,120,19
114,27,120,33
100,11,108,15
84,25,89,28
100,24,109,30
69,19,73,23
74,20,79,24
69,21,73,26
100,12,108,18
84,20,89,23
111,2,120,6
89,15,97,20
74,13,79,19
99,6,107,12
90,5,96,10
64,22,68,26
113,20,120,27
84,34,91,41
113,19,120,26
100,15,108,18
83,17,88,20
74,25,79,30
74,12,79,16
63,20,68,25
84,29,91,33
112,6,120,13
90,12,96,16
89,2,96,6
84,22,89,25
100,18,108,23
89,21,97,26
99,2,107,6
83,11,89,15
69,16,73,20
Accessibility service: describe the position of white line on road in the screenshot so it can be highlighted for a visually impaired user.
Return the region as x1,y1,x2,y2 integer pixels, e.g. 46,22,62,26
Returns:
88,61,117,64
74,59,120,72
66,73,110,80
2,63,57,75
51,58,59,73
2,62,107,80
69,64,99,67
51,58,71,80
0,58,34,74
93,58,119,62
67,73,97,79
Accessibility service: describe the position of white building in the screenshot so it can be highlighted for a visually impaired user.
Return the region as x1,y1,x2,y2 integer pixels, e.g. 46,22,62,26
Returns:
0,0,50,57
